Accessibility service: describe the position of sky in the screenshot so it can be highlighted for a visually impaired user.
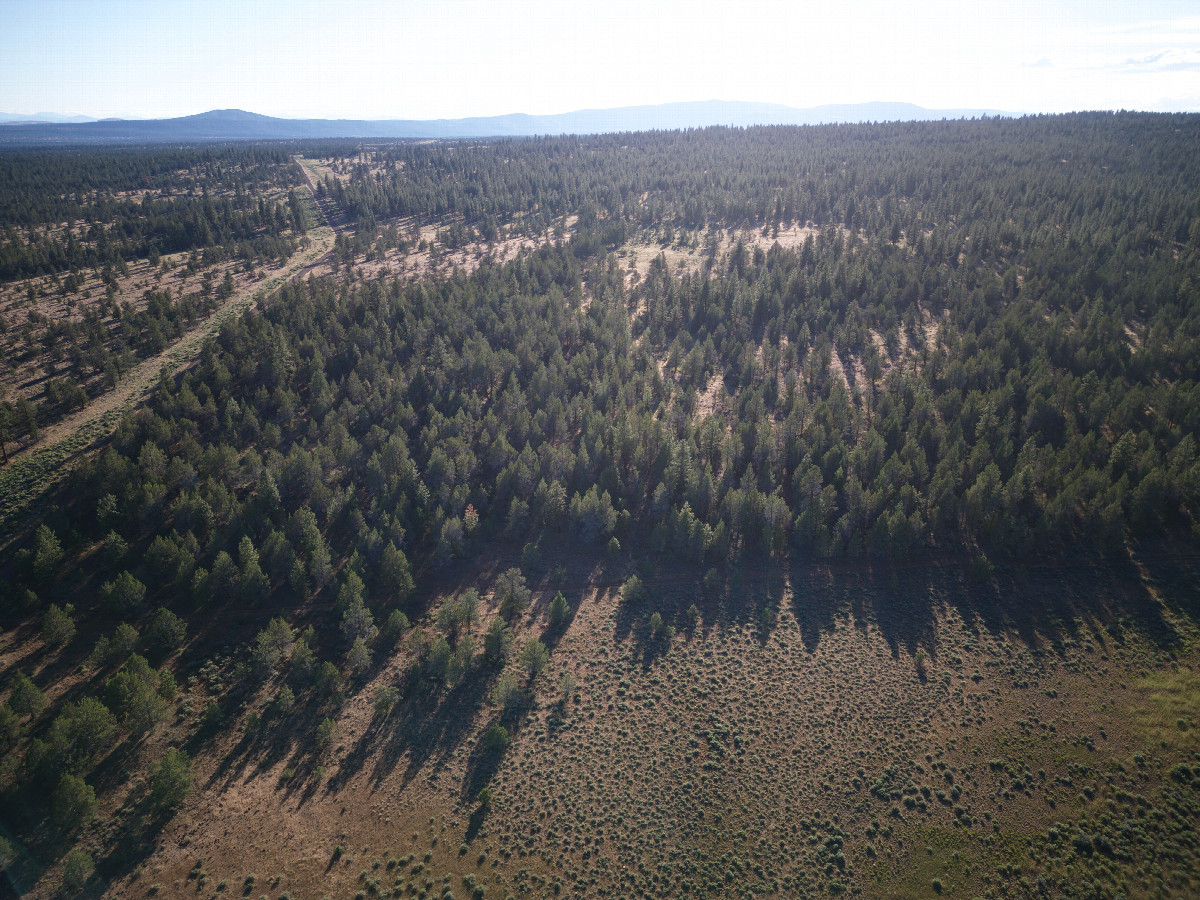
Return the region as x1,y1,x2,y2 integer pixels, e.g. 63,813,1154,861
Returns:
1,0,1198,119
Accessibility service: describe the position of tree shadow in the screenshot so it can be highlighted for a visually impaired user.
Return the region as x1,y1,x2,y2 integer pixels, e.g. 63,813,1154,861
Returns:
458,696,536,814
611,557,794,665
783,541,1194,665
460,739,505,809
331,660,498,796
94,773,185,887
464,804,489,844
609,540,1196,672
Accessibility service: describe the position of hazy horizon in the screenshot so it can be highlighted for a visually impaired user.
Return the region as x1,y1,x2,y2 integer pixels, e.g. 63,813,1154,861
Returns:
1,0,1197,121
0,99,1010,124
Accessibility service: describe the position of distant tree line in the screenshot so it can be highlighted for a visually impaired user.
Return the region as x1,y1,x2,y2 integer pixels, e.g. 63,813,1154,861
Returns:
0,145,305,279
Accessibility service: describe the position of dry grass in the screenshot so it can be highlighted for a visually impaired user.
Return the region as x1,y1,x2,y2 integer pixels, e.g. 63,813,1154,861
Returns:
74,548,1200,900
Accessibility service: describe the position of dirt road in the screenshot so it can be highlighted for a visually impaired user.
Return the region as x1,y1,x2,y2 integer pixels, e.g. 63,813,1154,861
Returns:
0,159,336,535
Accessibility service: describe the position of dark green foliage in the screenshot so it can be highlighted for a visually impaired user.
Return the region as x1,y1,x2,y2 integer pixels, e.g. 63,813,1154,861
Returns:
103,654,167,731
0,703,19,753
1,116,1199,892
157,667,177,701
51,773,96,830
0,145,302,280
518,639,549,677
274,684,295,714
341,594,377,644
380,609,410,648
483,724,510,755
484,618,513,666
142,607,186,656
378,542,414,605
491,672,524,712
547,592,570,632
315,716,338,748
101,570,146,615
648,612,664,639
61,848,94,895
346,636,371,673
289,637,317,686
438,589,479,640
424,634,453,681
143,534,192,587
41,603,75,647
200,699,223,730
621,576,646,605
252,617,294,674
30,525,62,582
109,622,139,661
8,672,46,719
373,684,400,716
148,747,191,811
496,569,531,622
314,661,342,702
16,121,1195,662
37,696,117,779
237,536,269,603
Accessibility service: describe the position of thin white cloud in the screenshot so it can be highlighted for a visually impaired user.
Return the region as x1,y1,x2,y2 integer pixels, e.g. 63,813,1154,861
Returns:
1102,48,1200,73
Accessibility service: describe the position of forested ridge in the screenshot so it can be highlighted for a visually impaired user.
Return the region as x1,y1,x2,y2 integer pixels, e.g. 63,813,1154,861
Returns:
1,112,1200,898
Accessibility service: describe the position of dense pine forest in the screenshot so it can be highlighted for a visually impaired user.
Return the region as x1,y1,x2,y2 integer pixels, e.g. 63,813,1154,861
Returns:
1,113,1199,900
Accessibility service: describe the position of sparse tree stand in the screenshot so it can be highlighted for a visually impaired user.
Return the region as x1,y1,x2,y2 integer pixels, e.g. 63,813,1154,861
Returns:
0,116,1199,900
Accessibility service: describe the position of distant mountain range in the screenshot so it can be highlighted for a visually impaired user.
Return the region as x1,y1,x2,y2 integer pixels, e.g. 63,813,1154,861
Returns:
0,111,99,125
0,101,1009,144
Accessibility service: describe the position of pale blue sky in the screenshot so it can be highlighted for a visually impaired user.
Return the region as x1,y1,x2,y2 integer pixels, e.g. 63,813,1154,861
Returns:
1,0,1198,119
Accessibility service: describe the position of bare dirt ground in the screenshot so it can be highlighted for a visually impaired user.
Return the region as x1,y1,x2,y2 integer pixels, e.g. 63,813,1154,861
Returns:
694,372,725,418
622,223,833,282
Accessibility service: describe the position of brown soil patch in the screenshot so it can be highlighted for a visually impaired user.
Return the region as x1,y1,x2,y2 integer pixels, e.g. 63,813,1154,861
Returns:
695,372,724,418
